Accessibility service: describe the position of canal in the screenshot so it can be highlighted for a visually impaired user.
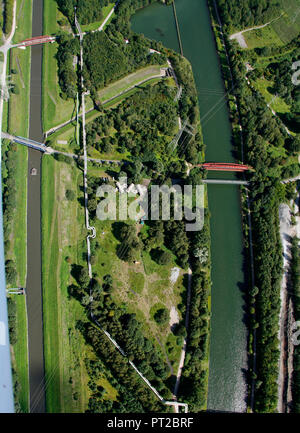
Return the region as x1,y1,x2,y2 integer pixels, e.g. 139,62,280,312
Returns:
132,0,248,412
26,0,45,413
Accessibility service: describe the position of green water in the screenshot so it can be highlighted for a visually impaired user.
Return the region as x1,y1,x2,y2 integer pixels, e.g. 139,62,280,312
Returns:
132,0,247,412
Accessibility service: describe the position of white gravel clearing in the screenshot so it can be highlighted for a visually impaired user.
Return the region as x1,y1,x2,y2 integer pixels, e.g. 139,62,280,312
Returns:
170,267,180,284
169,306,179,328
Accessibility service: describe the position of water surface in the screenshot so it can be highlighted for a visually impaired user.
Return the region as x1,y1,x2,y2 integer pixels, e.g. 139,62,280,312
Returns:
26,0,45,413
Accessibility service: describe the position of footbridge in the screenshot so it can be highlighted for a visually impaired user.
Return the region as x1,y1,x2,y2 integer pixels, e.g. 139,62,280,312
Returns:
203,179,249,185
199,162,253,172
1,132,50,153
16,35,56,48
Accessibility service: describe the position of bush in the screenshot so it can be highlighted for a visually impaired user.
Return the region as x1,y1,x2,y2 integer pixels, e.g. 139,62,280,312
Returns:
65,189,76,201
5,260,17,285
154,308,169,326
155,249,172,266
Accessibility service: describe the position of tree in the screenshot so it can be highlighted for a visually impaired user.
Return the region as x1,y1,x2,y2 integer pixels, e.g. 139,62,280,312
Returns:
5,261,17,285
155,249,172,266
154,308,169,326
173,322,187,338
78,268,90,287
65,189,76,201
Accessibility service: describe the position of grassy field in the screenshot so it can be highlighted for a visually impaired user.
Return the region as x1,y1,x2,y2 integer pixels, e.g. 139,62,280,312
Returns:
272,0,300,43
242,0,300,48
42,0,93,132
244,25,284,49
5,0,33,412
253,78,290,114
13,296,29,412
41,156,118,412
89,170,187,374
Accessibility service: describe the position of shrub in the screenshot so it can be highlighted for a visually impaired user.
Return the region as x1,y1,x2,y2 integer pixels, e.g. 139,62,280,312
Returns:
154,308,169,326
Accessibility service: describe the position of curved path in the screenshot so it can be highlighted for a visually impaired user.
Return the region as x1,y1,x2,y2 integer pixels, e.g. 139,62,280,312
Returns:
229,15,283,48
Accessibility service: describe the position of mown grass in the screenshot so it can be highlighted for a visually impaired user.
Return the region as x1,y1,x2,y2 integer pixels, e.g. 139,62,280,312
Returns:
41,156,60,412
41,156,117,411
6,0,33,413
13,296,29,412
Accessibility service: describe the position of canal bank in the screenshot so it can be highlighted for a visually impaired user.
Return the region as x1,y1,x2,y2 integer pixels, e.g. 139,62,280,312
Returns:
132,0,248,412
26,0,45,413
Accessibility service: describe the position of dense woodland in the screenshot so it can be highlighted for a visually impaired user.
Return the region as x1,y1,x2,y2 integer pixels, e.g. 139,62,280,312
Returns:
217,0,282,33
57,0,108,25
2,141,19,287
56,34,80,99
85,80,201,174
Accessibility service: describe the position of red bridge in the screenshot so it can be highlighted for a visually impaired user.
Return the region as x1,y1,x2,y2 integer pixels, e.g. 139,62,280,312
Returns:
199,163,252,172
19,35,56,46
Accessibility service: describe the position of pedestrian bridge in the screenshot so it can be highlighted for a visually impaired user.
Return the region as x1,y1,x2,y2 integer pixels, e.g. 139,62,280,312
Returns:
1,132,48,152
203,179,249,186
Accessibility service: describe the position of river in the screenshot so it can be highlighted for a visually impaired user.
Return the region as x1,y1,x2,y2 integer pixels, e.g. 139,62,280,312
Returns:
132,0,248,412
26,0,45,413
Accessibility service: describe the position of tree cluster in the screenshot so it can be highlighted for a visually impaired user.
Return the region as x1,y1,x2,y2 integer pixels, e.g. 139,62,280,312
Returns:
2,141,20,278
7,297,17,345
217,0,282,33
291,236,300,413
179,209,211,411
57,0,108,25
3,0,14,35
86,82,181,176
56,34,80,99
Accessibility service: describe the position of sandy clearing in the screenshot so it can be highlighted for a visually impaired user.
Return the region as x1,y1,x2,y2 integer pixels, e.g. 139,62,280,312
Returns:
169,306,179,329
